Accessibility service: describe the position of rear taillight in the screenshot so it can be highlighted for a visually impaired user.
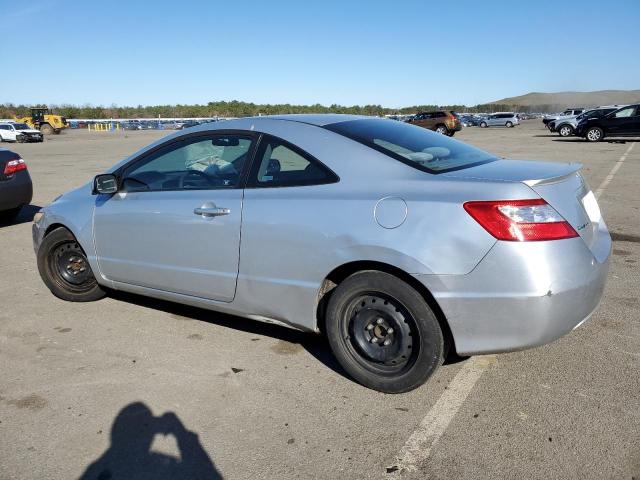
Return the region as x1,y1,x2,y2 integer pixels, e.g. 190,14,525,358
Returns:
463,199,578,241
3,158,27,176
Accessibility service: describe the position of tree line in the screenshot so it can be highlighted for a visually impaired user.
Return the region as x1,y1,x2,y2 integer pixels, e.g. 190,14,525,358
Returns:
0,100,564,119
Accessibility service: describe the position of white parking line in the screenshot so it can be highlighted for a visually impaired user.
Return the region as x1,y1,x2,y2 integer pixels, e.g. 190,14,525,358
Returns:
595,142,635,199
386,355,496,476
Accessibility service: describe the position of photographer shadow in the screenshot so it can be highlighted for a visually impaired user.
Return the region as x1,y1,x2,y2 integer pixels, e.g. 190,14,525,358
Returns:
79,402,222,480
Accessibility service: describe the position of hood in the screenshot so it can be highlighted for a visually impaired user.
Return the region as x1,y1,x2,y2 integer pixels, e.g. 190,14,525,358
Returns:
441,159,582,185
18,129,42,135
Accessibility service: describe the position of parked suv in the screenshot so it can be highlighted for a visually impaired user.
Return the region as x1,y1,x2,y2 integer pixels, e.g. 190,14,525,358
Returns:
550,107,619,137
542,108,585,128
576,104,640,142
479,113,519,128
407,111,461,136
0,123,44,143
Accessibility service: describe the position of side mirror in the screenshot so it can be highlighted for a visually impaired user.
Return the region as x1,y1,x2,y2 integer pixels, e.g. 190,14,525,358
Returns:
93,174,118,195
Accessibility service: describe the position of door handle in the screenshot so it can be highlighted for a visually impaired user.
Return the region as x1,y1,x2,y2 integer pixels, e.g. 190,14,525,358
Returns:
194,202,230,217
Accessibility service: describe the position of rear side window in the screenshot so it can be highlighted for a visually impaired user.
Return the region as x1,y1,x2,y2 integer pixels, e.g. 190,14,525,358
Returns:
325,118,497,174
249,135,338,188
611,106,636,118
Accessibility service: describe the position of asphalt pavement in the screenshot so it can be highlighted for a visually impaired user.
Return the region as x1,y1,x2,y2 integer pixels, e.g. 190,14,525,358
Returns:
0,121,638,479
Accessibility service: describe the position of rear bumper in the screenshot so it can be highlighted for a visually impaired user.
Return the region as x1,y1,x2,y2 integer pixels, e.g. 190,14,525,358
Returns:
0,170,33,211
415,234,611,356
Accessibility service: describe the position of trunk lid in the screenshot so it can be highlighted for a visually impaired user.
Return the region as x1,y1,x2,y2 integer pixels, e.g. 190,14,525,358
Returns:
444,159,608,260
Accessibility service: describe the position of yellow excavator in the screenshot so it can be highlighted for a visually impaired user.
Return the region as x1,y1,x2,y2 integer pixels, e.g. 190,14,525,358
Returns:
14,107,68,135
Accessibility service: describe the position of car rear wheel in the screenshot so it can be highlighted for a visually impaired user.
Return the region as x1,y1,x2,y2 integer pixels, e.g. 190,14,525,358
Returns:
480,121,487,128
558,125,574,137
586,127,604,142
435,125,448,135
325,271,444,393
505,121,513,128
37,227,106,302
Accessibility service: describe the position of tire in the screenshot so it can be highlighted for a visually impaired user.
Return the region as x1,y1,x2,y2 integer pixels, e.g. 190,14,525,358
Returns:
446,131,455,137
37,227,106,302
558,125,574,137
434,125,448,135
586,127,604,142
40,123,54,135
0,134,4,142
325,271,444,393
480,121,487,128
505,121,513,128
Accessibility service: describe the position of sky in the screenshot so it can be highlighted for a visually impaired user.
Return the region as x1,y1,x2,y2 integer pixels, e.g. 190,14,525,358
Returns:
1,0,639,108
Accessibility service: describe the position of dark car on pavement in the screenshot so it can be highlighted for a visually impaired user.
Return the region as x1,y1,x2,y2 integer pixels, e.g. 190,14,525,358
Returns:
406,110,462,136
179,120,201,130
0,148,33,220
576,104,640,142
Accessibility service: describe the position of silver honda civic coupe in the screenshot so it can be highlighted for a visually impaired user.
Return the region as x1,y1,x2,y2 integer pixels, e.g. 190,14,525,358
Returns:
32,115,611,393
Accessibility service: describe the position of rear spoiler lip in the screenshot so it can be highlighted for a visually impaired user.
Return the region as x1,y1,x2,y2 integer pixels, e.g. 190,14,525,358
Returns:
523,163,582,187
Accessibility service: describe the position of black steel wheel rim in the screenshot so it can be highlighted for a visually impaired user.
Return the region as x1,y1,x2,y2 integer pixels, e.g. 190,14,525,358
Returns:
344,294,418,374
52,242,93,287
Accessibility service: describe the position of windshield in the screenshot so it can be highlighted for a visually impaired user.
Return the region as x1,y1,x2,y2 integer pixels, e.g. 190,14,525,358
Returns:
324,118,497,173
12,123,30,130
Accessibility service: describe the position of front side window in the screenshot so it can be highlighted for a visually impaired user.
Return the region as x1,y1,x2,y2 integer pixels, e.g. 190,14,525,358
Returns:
251,136,337,187
325,118,497,174
12,123,30,130
121,134,253,192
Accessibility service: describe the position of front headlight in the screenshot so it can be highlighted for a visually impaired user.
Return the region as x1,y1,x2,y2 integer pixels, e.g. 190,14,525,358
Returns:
33,210,44,224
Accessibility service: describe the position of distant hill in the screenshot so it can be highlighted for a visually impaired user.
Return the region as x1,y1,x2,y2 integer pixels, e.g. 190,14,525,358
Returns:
488,90,640,110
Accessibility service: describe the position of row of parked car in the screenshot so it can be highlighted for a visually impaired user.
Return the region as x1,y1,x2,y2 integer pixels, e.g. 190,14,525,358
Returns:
399,105,640,142
542,105,640,141
66,118,224,131
402,111,521,136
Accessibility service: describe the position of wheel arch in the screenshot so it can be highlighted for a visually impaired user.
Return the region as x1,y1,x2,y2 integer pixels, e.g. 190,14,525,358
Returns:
44,222,71,238
315,260,456,352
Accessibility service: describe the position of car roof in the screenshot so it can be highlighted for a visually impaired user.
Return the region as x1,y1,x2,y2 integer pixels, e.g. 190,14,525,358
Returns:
265,114,370,126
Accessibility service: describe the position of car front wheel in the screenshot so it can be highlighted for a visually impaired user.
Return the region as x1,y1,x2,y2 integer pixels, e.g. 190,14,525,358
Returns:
37,227,106,302
586,127,604,142
325,271,444,393
558,125,574,137
505,121,513,128
480,121,487,128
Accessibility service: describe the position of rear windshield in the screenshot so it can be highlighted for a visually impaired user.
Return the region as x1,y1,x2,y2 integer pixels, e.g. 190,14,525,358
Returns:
324,118,497,173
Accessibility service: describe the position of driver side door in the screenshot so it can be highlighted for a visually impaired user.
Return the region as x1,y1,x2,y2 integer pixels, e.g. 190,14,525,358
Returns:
93,132,256,302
